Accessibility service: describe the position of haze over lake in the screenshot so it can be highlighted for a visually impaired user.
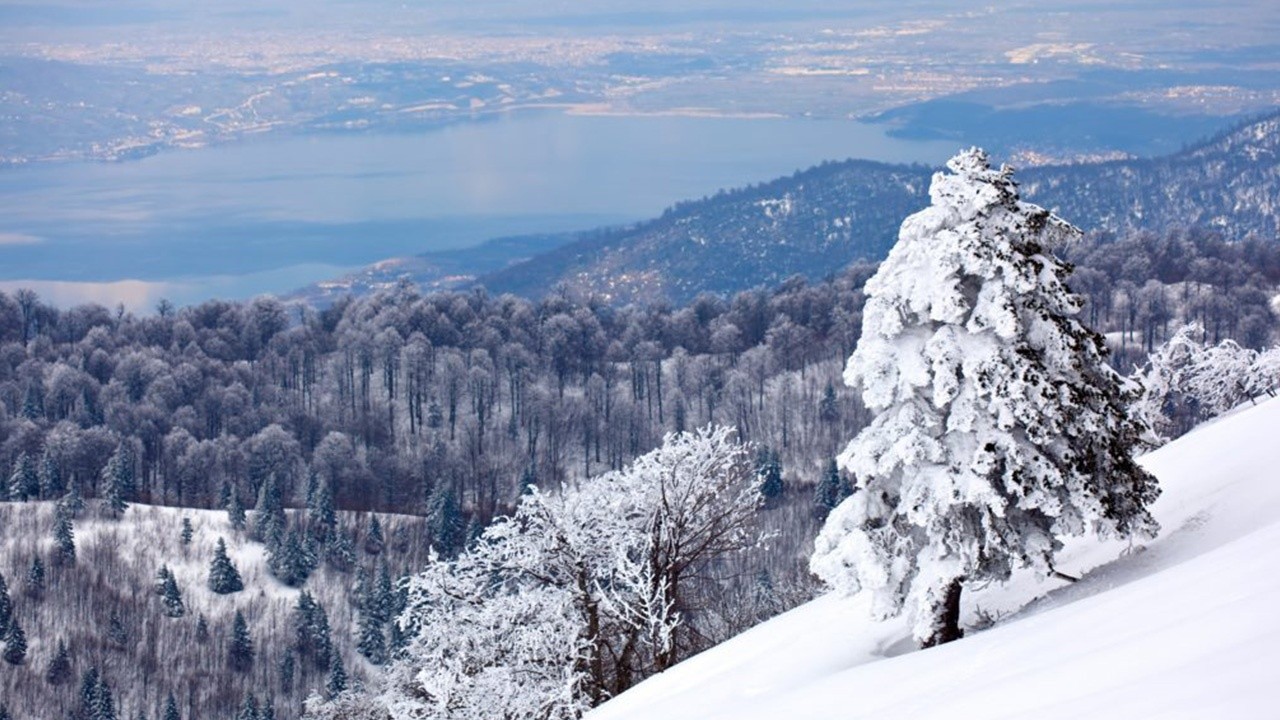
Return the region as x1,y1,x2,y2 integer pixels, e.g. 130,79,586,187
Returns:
0,112,957,309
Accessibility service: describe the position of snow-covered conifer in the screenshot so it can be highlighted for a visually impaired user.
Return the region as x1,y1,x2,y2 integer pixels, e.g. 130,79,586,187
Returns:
208,538,244,594
0,572,11,636
3,619,26,664
162,693,180,720
54,503,76,566
26,556,44,598
8,452,37,501
229,610,254,672
811,149,1160,647
46,639,72,684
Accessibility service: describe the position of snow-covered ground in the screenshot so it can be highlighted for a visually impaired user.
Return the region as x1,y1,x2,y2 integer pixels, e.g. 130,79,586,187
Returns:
588,396,1280,720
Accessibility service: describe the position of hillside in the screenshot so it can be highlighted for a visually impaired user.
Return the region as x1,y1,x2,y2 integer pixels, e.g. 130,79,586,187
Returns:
0,504,432,720
478,110,1280,305
586,396,1280,719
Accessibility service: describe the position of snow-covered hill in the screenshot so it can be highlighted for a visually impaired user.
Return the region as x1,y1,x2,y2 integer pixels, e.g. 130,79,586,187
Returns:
587,396,1280,719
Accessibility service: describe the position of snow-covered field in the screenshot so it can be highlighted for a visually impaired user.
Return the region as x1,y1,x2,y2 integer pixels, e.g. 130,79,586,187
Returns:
588,396,1280,720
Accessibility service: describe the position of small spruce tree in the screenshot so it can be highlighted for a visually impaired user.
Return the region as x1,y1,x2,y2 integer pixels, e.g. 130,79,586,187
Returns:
38,448,63,499
0,572,11,635
26,556,45,599
46,639,72,685
229,610,255,672
162,693,180,720
208,538,244,594
8,452,38,501
195,614,209,644
54,504,76,566
107,610,128,648
325,651,347,698
180,517,194,546
363,514,385,555
3,619,26,664
228,491,247,531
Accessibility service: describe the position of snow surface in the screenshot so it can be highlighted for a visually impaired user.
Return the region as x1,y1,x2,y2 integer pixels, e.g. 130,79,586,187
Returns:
587,396,1280,720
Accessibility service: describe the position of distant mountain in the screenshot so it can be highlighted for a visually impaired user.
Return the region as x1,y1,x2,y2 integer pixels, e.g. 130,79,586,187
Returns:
477,110,1280,305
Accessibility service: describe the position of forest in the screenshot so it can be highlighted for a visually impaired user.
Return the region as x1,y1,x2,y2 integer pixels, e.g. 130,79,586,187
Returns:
0,226,1278,718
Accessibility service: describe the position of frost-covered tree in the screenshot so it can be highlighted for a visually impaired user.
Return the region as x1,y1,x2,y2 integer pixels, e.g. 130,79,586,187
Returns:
363,515,385,555
811,150,1161,647
46,639,72,685
38,448,63,499
813,458,852,520
180,517,194,546
162,693,181,720
8,452,38,501
227,490,247,531
3,619,26,664
54,503,76,566
0,572,11,636
325,651,347,699
379,425,762,718
158,567,185,618
26,556,45,599
208,538,244,594
229,610,254,672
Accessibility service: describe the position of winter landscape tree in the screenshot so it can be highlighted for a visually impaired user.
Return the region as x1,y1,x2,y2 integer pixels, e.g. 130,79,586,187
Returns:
810,149,1162,647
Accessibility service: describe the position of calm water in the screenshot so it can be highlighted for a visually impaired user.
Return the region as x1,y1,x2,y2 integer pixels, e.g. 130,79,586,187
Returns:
0,112,957,308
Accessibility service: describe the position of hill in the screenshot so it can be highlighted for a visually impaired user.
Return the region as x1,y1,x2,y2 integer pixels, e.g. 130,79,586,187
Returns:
478,111,1280,305
0,503,432,720
586,395,1280,719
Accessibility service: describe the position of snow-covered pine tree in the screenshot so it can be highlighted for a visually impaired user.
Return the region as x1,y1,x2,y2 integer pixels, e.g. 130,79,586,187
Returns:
810,149,1161,647
229,610,254,672
228,490,247,531
363,515,385,555
26,556,45,598
46,639,72,684
101,448,129,518
180,517,194,546
0,572,11,636
38,448,63,499
8,452,37,501
162,693,180,720
3,619,26,664
208,538,244,594
159,568,185,618
54,502,76,566
325,651,347,698
355,611,387,665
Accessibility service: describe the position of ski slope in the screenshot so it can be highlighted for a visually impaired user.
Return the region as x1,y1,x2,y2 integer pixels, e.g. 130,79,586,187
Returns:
588,397,1280,720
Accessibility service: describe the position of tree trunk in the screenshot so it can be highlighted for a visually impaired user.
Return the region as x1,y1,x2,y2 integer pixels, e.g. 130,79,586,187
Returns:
921,578,964,648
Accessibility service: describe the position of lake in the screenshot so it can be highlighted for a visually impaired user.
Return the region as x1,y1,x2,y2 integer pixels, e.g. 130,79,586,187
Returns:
0,111,957,309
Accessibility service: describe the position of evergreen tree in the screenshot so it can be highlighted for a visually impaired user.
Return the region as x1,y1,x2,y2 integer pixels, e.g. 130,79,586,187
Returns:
325,531,356,572
54,503,76,566
308,478,337,544
8,452,38,501
811,150,1161,647
268,530,311,587
292,591,332,670
162,692,180,720
227,491,247,531
26,555,45,598
228,610,254,672
2,619,25,664
813,458,852,519
325,651,347,698
431,490,466,559
818,381,840,423
46,639,72,685
0,572,10,636
251,474,284,543
0,703,9,720
363,514,385,555
260,702,275,720
195,614,209,644
236,693,259,720
756,448,784,500
518,464,538,495
356,611,387,665
159,568,185,618
79,667,100,717
219,480,233,511
63,479,85,517
38,448,64,498
101,447,129,518
92,675,117,720
180,517,194,546
208,538,244,594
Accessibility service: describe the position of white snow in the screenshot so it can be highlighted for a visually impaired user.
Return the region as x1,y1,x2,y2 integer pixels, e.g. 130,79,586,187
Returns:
588,395,1280,720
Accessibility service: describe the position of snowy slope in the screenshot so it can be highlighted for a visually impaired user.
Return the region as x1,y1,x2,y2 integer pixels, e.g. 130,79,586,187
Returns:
588,396,1280,720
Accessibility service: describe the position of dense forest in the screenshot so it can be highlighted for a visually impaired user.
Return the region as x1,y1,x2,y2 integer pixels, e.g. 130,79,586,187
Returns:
0,226,1277,718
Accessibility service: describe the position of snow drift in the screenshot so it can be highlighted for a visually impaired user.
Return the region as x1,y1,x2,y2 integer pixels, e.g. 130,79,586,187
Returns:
587,396,1280,719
